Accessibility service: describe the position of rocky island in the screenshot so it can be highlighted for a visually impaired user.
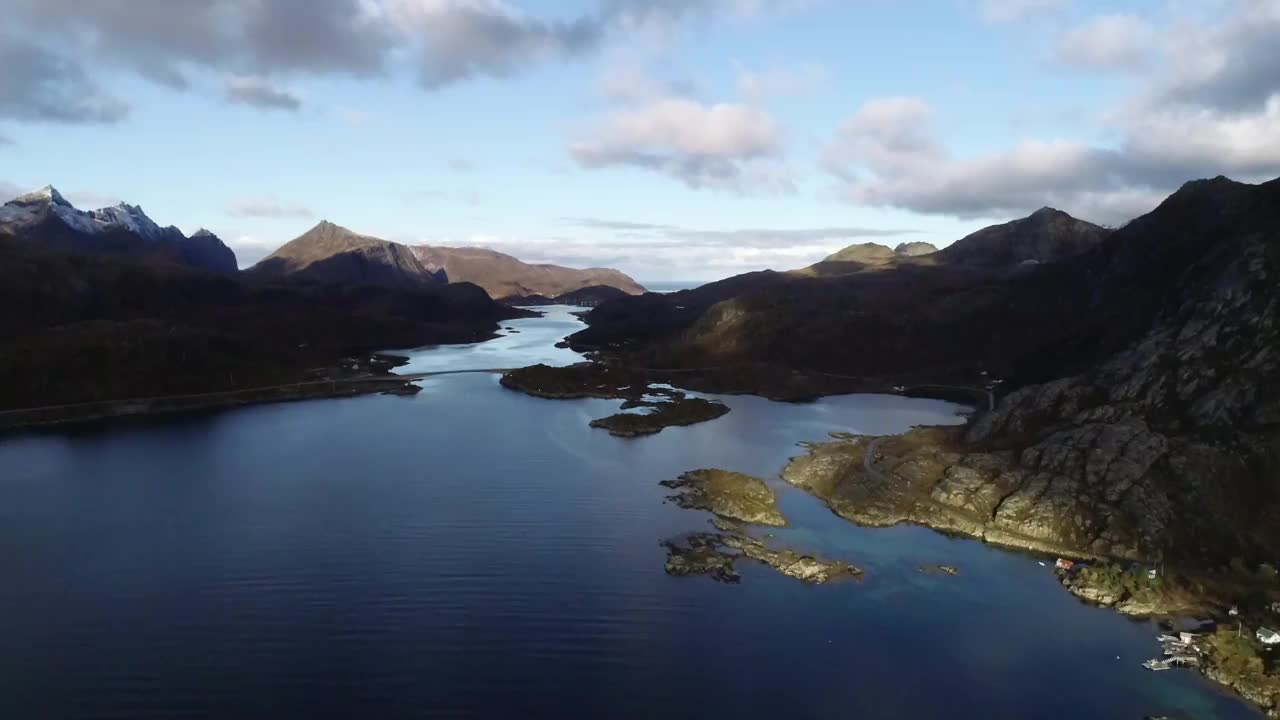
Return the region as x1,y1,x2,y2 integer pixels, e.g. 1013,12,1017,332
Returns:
500,363,731,436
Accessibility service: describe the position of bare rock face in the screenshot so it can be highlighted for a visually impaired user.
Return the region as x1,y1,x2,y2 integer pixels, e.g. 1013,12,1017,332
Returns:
660,469,787,527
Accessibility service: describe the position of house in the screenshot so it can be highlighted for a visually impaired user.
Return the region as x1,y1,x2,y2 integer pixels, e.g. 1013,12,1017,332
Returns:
1258,628,1280,646
1179,632,1198,644
1055,558,1075,571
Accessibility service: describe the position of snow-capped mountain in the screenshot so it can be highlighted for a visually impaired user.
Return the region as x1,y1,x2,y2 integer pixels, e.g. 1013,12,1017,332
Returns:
0,185,237,274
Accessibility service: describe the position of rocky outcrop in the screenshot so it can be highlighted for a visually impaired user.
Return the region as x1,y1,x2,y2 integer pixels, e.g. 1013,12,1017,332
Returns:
661,531,861,584
660,469,787,526
500,364,731,436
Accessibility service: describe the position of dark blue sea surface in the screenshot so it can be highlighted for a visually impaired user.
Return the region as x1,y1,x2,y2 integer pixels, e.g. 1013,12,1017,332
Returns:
0,310,1261,719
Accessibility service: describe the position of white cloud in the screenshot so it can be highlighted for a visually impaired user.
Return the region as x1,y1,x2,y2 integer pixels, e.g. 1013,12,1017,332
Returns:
826,1,1280,225
570,97,789,192
981,0,1070,24
1055,14,1158,70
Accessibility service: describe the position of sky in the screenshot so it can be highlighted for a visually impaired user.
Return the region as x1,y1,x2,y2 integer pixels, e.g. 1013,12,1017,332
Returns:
1,0,1278,281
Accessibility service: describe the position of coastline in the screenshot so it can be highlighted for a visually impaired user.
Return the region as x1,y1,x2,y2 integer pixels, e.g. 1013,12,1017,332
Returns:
0,375,422,433
775,425,1279,717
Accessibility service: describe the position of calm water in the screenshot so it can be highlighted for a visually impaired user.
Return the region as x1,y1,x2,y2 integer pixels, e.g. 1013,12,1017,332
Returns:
0,310,1260,719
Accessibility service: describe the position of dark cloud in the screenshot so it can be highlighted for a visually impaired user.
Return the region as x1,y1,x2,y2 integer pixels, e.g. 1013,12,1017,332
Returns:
7,0,388,83
0,39,128,124
400,3,603,89
225,77,303,112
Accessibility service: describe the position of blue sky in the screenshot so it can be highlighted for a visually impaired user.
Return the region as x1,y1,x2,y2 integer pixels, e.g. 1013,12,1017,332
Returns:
1,0,1277,280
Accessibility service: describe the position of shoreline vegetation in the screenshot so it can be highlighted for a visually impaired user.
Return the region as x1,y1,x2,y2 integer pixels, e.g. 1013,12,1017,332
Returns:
0,353,423,433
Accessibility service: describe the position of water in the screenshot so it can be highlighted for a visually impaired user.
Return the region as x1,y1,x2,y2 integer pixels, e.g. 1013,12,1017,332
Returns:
0,311,1260,719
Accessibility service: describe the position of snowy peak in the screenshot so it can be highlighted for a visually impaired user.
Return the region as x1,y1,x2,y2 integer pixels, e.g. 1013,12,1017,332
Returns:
10,185,73,208
0,184,238,274
88,202,164,241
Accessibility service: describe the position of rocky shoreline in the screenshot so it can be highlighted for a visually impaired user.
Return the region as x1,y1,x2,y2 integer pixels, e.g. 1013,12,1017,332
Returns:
777,426,1280,716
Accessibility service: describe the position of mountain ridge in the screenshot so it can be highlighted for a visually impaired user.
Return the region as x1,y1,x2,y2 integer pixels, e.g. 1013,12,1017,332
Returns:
0,185,237,274
411,244,645,300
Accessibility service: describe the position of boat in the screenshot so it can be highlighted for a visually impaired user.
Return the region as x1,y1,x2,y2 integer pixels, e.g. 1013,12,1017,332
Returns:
1143,659,1173,671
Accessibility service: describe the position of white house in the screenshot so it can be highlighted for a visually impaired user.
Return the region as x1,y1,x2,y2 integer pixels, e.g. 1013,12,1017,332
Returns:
1257,628,1280,646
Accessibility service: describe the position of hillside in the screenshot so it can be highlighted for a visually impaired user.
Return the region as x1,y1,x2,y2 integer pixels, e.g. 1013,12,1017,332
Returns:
566,175,1280,569
0,229,525,412
934,206,1111,268
411,245,645,300
249,221,445,289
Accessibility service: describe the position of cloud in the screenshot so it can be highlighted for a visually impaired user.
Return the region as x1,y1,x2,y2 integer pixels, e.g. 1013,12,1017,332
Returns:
0,39,128,124
389,0,604,89
0,134,12,146
225,234,282,268
824,96,1280,224
1156,0,1280,112
0,0,820,126
7,0,389,86
227,197,315,219
980,0,1070,24
446,157,474,172
422,230,901,279
565,217,917,247
224,76,303,111
1055,14,1158,70
570,97,789,192
826,1,1280,225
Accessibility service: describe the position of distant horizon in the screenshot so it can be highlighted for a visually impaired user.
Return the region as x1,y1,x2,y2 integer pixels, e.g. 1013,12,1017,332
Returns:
2,1,1277,281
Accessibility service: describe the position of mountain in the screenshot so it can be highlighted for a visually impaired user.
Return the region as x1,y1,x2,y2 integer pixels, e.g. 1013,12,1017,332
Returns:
894,241,939,257
0,185,237,274
820,242,898,265
411,245,645,301
798,209,1103,279
249,221,445,289
0,229,526,413
934,206,1110,268
567,175,1280,569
